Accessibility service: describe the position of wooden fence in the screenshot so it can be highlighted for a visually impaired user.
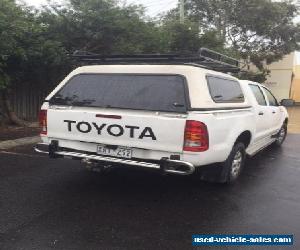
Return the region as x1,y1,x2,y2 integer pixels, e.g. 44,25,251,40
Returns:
10,82,56,121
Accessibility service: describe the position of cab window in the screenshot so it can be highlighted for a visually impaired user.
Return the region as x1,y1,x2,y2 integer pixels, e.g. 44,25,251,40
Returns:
249,84,267,106
262,87,278,106
207,76,244,103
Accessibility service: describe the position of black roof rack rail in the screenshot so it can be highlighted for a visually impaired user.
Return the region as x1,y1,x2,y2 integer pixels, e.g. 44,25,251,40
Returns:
72,48,241,73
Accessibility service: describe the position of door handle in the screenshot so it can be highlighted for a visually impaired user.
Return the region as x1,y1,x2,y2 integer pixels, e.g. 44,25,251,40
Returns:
258,111,264,116
272,111,276,114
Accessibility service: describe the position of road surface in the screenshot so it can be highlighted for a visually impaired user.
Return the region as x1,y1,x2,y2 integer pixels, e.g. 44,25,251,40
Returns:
1,135,300,249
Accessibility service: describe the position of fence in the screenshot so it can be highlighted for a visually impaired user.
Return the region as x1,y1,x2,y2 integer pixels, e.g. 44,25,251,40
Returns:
10,82,56,121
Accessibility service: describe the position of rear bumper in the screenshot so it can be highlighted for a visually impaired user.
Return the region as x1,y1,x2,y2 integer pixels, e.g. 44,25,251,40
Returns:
34,142,195,176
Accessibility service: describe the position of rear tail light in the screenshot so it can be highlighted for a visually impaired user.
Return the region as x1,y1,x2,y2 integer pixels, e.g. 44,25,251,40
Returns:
183,120,209,152
39,110,47,135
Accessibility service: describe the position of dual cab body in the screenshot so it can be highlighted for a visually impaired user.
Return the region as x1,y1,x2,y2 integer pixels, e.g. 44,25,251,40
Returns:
36,65,288,182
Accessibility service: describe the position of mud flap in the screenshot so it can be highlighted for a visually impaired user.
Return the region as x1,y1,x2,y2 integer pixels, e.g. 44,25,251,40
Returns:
196,164,225,183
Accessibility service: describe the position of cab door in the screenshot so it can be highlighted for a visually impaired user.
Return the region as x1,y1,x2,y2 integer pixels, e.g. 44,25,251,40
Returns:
248,84,271,142
261,86,282,134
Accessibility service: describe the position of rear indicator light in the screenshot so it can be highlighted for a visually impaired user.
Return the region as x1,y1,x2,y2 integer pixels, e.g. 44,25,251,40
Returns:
39,110,47,135
183,120,209,152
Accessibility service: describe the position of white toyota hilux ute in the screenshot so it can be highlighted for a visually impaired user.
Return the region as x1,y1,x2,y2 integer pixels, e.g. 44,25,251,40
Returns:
35,63,289,183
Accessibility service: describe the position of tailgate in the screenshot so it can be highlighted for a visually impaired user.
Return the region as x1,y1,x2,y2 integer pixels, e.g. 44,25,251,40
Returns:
47,108,187,153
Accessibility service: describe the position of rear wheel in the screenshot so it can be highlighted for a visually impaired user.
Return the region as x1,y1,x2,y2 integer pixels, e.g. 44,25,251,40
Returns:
220,142,246,184
273,123,287,147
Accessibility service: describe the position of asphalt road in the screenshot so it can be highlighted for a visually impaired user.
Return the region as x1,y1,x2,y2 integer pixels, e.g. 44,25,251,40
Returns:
0,135,300,250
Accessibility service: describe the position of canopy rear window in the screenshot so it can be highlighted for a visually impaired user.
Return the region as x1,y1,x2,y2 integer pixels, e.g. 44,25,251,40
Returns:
50,74,188,112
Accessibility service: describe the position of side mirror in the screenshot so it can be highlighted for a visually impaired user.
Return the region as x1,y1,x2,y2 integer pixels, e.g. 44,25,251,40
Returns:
280,99,295,107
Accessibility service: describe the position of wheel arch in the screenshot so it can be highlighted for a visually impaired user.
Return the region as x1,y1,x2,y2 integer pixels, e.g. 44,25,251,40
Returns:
234,130,252,149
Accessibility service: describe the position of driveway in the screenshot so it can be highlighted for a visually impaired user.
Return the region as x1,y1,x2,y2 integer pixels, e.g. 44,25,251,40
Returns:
287,106,300,133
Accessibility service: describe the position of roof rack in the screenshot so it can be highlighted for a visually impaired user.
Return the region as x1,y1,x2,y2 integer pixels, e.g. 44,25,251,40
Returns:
72,48,241,73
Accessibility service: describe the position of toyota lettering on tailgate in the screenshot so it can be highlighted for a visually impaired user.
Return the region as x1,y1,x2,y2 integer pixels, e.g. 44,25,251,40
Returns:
63,120,157,140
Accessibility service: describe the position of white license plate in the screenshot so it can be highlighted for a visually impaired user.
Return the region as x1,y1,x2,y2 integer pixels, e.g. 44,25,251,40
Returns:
97,144,132,159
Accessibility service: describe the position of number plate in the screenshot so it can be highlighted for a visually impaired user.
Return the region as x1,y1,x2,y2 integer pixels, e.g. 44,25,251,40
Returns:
97,144,132,159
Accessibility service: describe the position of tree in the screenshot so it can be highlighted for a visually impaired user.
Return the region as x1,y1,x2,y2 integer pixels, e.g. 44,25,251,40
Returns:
185,0,300,69
0,0,69,125
0,0,173,125
158,7,227,54
0,0,36,125
39,0,162,54
2,0,298,125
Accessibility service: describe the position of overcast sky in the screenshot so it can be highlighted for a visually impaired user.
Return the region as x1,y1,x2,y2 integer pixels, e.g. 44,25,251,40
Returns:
23,0,178,17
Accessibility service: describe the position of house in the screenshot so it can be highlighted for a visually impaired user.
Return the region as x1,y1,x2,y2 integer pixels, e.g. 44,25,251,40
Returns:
290,52,300,103
264,52,300,103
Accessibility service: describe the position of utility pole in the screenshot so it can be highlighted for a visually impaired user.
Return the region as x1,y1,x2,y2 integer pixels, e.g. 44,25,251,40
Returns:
179,0,185,24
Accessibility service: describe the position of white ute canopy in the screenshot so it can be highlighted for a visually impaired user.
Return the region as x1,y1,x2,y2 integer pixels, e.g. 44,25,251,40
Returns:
44,48,242,153
47,73,189,152
33,48,257,177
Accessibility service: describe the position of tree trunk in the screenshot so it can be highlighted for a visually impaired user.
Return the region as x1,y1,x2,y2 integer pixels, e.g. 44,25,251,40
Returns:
0,89,27,126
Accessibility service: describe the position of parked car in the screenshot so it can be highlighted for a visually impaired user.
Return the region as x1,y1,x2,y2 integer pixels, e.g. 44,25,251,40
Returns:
35,49,288,183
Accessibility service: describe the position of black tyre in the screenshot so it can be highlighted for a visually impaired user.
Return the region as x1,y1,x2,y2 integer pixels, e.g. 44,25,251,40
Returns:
220,142,246,184
273,123,287,147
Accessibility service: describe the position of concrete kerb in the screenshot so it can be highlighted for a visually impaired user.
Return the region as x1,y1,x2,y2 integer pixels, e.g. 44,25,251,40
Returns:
0,136,41,150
